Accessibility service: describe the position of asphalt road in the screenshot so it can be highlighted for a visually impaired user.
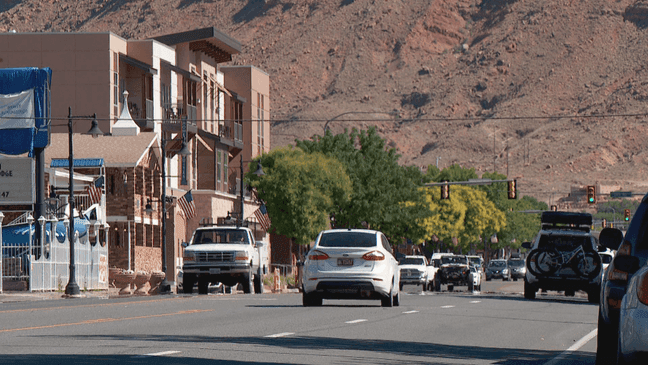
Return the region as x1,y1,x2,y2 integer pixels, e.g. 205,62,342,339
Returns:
0,279,599,365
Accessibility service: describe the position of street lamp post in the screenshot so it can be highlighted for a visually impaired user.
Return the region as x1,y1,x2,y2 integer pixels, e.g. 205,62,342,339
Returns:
159,136,190,294
65,107,103,296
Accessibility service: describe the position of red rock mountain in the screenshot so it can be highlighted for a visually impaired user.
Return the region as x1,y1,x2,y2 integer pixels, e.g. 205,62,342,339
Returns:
3,0,648,205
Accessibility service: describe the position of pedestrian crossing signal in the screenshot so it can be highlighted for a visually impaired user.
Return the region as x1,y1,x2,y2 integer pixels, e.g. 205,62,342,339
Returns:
624,209,631,221
602,218,607,228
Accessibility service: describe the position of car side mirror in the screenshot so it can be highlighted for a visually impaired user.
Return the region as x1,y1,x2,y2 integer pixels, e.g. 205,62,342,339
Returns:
255,241,265,248
614,255,640,274
599,228,624,251
521,242,531,249
181,242,189,248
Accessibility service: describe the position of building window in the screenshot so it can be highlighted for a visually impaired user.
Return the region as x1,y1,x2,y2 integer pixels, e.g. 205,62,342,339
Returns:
223,153,228,192
113,53,119,117
217,150,222,186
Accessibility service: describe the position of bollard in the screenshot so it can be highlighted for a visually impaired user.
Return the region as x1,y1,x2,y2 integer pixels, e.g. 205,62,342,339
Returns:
273,267,280,293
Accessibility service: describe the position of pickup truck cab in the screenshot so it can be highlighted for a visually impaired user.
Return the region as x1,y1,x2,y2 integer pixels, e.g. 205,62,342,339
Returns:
398,255,429,291
181,226,264,294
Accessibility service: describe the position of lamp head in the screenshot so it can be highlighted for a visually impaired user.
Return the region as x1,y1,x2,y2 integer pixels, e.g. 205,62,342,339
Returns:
85,114,103,138
253,162,265,176
177,141,191,157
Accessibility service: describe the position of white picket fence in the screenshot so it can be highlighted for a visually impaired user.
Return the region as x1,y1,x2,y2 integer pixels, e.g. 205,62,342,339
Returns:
1,216,109,293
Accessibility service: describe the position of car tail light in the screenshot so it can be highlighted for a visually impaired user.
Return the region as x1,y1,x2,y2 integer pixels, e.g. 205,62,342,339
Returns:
608,242,631,281
637,271,648,306
308,250,329,260
362,251,385,261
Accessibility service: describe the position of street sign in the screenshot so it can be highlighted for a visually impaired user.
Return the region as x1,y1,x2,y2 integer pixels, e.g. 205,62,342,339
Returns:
610,191,632,198
0,157,35,205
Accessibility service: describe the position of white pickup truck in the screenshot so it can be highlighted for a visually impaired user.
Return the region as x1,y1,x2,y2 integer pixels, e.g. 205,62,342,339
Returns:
398,255,431,291
181,225,265,294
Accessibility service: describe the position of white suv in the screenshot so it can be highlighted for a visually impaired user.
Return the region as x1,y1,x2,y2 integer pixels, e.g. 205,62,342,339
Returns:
302,229,400,307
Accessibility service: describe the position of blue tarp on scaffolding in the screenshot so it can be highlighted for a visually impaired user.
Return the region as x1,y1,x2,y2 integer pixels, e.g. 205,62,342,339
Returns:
0,67,52,155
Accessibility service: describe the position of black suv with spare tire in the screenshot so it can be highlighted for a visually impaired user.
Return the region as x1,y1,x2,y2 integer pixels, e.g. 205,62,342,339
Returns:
522,211,602,302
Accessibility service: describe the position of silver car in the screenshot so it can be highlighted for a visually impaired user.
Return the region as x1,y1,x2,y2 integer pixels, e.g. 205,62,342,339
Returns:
302,229,401,307
618,261,648,363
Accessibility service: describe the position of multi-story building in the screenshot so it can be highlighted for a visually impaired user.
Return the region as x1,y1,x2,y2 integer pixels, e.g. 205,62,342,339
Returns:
0,27,271,289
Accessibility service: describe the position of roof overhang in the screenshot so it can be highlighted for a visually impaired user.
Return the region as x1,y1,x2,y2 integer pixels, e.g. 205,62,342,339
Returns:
119,54,158,75
152,27,241,64
160,60,201,83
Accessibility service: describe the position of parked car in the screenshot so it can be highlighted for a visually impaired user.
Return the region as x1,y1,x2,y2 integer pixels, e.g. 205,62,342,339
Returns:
468,265,482,292
301,229,400,307
485,259,510,281
596,196,648,364
399,255,428,291
617,260,648,364
507,258,526,281
523,211,602,302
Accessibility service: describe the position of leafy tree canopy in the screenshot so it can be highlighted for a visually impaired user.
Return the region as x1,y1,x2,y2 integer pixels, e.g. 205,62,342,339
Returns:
296,127,429,242
247,147,352,245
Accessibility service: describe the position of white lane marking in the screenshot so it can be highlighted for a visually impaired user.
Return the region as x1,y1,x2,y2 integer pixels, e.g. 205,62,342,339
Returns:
470,301,481,303
345,319,368,324
265,332,295,338
402,310,419,314
543,328,597,365
135,351,181,358
440,305,455,308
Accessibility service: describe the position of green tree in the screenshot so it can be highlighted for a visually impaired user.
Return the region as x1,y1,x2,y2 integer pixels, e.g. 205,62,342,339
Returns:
296,127,429,242
418,185,506,253
247,147,352,245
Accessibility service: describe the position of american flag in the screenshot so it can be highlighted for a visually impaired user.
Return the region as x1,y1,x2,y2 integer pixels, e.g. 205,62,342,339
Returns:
178,190,196,219
254,204,271,231
86,176,103,205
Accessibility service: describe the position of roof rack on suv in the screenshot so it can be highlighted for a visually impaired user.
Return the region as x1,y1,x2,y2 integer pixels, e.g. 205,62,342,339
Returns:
540,211,592,232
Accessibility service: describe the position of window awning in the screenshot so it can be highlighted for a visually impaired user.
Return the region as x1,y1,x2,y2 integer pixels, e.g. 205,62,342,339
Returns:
120,54,157,75
161,60,201,83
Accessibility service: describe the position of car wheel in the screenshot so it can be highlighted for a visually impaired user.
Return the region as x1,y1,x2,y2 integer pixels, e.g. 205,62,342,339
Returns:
381,292,394,307
393,290,400,307
448,285,454,292
427,282,434,292
513,277,518,281
468,282,474,292
183,274,196,294
302,292,322,307
242,269,253,294
524,279,536,300
197,278,209,295
596,309,619,365
587,286,600,304
399,282,403,291
434,279,441,292
253,272,264,294
565,289,575,297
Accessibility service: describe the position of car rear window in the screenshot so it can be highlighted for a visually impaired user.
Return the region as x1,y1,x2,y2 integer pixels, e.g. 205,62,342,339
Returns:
400,258,425,265
318,232,377,248
538,235,590,250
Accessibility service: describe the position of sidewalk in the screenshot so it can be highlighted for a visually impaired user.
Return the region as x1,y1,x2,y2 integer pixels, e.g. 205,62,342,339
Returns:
0,286,300,303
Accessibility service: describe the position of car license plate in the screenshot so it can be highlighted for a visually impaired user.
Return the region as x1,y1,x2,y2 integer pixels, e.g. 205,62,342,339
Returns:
337,258,353,266
209,268,221,274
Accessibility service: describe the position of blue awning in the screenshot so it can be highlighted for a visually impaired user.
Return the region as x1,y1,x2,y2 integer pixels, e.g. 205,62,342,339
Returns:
51,158,104,168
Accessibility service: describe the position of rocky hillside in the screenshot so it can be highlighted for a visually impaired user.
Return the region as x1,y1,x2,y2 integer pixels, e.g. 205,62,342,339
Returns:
3,0,648,205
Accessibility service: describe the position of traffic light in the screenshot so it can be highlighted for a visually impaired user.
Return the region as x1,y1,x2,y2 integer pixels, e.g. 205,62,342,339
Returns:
440,181,450,199
441,182,450,199
507,179,517,199
602,218,607,228
624,209,631,221
586,185,596,204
